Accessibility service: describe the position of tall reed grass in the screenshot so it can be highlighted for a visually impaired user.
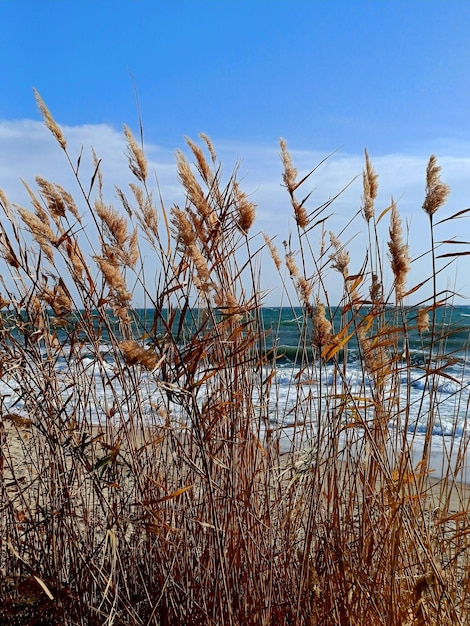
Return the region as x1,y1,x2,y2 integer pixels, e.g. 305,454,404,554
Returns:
0,92,469,624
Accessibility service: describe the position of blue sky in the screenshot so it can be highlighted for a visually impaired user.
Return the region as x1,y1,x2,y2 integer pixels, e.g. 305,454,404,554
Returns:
1,1,470,305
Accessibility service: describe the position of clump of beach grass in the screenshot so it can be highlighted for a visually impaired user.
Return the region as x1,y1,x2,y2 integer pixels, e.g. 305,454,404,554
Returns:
0,96,469,625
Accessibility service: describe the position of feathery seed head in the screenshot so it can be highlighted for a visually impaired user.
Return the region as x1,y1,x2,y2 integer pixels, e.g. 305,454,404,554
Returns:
285,251,299,278
33,89,67,150
417,307,430,333
95,200,129,249
65,237,87,279
362,149,378,222
280,139,297,192
59,187,80,220
36,177,66,220
263,234,282,271
313,301,332,349
17,206,56,263
21,180,46,219
329,232,350,279
189,244,211,290
91,148,104,197
172,207,196,249
94,256,131,305
176,151,212,220
129,183,159,239
214,290,243,321
422,155,450,217
199,133,217,163
293,200,309,229
388,201,410,302
42,281,72,317
186,137,213,184
369,273,383,303
298,277,313,306
123,125,148,183
120,340,161,371
0,189,11,213
125,229,139,268
233,181,256,233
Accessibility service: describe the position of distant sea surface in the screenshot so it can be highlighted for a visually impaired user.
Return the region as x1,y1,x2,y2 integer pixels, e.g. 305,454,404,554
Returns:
258,305,470,479
124,305,470,457
2,305,470,479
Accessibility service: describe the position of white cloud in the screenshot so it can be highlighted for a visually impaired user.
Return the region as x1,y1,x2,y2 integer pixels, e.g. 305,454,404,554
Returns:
1,119,469,306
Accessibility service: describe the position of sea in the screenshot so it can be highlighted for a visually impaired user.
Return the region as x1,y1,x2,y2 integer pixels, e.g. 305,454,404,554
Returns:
2,304,470,480
259,305,470,481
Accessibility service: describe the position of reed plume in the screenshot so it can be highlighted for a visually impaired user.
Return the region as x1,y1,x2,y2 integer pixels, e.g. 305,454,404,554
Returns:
176,150,212,221
285,251,299,278
417,307,430,333
388,200,410,302
422,155,450,217
233,180,256,233
33,88,67,150
41,279,72,317
95,200,129,249
329,232,350,280
313,300,332,349
362,149,378,222
17,206,56,263
185,136,213,185
129,183,159,241
94,255,132,309
123,124,147,183
119,340,161,371
280,138,297,192
263,233,282,271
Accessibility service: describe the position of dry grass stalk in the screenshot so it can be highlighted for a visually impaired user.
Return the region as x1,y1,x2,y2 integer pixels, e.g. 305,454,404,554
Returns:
0,97,469,625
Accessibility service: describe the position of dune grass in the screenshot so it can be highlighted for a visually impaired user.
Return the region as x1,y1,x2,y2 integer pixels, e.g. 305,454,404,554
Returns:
0,93,470,624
